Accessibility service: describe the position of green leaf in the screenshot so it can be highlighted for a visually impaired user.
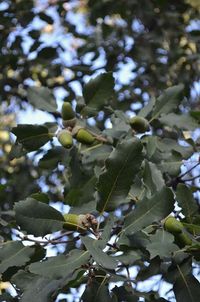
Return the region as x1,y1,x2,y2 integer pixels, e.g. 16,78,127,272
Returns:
123,187,174,236
174,273,200,302
27,86,57,112
190,110,200,121
159,113,199,130
146,229,179,259
29,249,89,279
69,200,97,215
81,236,117,270
30,192,49,203
66,176,97,208
118,230,150,249
100,214,116,247
146,136,158,158
156,138,193,159
138,97,156,118
136,257,161,281
81,144,113,166
14,198,64,236
0,241,35,274
12,269,81,302
12,271,61,302
112,286,138,302
12,124,52,151
82,280,114,302
158,154,183,176
83,72,115,109
38,146,68,170
96,138,143,212
151,84,184,120
143,160,165,197
176,184,198,224
115,250,141,266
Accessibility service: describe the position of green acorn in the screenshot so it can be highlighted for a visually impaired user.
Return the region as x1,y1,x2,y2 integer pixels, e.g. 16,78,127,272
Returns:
73,126,95,145
164,216,184,234
175,232,192,248
61,102,77,128
63,213,97,232
57,129,73,149
61,102,75,120
129,116,150,133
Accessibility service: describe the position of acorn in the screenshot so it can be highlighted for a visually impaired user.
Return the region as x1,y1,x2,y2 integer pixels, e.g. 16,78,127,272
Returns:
57,129,73,149
175,232,192,248
164,216,184,234
73,126,95,145
61,102,75,120
62,118,77,128
61,102,76,128
129,116,150,133
63,213,97,232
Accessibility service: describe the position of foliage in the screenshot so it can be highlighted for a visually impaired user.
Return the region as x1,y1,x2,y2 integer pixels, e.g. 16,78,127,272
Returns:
0,0,200,301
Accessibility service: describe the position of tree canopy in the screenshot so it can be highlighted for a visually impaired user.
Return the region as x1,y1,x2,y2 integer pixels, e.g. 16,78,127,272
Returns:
0,1,200,301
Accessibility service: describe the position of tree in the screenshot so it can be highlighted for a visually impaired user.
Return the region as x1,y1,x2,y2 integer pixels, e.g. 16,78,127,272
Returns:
0,0,200,301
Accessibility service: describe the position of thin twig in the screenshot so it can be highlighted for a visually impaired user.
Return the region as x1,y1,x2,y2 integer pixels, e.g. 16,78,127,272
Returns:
18,234,80,246
179,162,200,179
182,174,200,182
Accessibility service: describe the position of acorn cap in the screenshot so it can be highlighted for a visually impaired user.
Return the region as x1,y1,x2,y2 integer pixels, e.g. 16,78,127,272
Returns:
63,213,97,232
129,116,150,133
62,117,77,128
57,129,73,149
61,102,75,120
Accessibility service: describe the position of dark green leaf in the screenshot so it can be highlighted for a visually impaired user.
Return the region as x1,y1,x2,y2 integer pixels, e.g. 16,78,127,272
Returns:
30,192,49,203
112,286,138,302
143,160,164,197
96,138,143,212
39,146,68,170
174,274,200,302
159,113,199,130
14,198,64,236
176,184,199,224
151,84,184,119
116,250,141,265
29,249,89,279
81,236,117,270
146,229,179,259
0,241,35,274
81,144,113,166
12,124,52,151
27,86,57,112
82,280,114,302
123,187,174,236
83,72,115,109
100,214,116,247
12,269,81,302
190,110,200,121
138,97,156,118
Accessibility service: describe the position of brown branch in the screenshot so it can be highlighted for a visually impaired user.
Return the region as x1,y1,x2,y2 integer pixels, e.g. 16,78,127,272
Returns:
18,234,80,246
